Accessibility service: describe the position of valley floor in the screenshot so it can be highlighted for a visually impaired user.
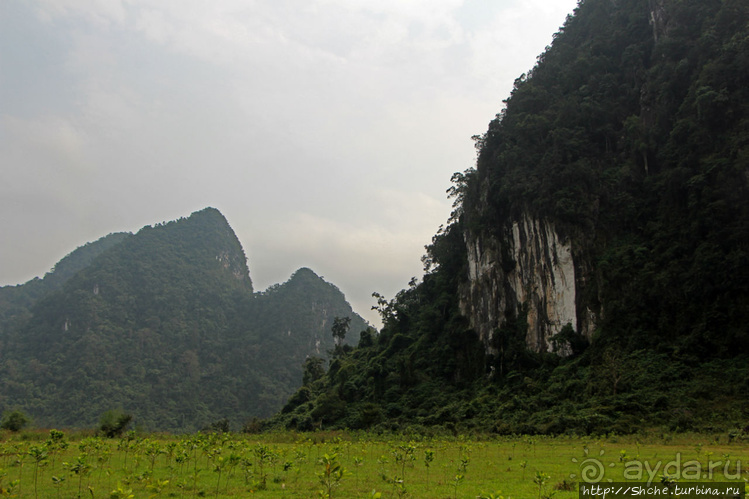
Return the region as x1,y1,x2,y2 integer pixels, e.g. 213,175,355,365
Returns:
0,429,747,498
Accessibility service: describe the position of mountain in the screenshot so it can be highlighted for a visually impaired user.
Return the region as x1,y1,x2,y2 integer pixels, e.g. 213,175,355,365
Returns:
273,0,749,434
0,232,131,336
0,208,367,431
460,0,749,358
255,267,367,359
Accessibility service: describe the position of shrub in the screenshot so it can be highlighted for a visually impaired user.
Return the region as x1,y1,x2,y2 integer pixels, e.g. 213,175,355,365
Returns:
99,409,133,438
242,417,264,434
208,417,230,433
1,409,30,432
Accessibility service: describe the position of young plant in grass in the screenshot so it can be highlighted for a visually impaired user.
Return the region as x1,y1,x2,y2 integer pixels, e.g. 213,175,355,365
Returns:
452,472,465,499
117,432,136,472
65,454,92,499
11,444,26,497
144,440,163,473
225,452,242,491
211,454,225,498
146,479,170,497
109,482,134,498
51,474,66,499
46,429,68,470
253,443,274,490
396,441,417,481
0,467,20,497
453,455,470,499
317,452,347,499
28,443,48,499
423,449,434,489
533,470,551,499
353,456,364,488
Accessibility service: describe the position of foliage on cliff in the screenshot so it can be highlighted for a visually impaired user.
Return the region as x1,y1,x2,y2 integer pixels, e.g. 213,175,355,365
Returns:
0,208,367,432
466,0,749,358
272,0,749,434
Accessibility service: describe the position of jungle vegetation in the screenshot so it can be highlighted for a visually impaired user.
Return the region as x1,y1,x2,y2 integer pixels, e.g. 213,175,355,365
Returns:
273,0,749,435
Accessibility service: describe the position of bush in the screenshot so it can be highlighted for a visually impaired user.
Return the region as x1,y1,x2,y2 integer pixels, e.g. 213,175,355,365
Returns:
208,418,230,433
242,417,264,434
99,409,133,438
1,410,30,432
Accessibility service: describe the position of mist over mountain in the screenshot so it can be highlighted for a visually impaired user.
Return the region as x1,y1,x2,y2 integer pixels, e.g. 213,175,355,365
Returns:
274,0,749,434
0,208,367,431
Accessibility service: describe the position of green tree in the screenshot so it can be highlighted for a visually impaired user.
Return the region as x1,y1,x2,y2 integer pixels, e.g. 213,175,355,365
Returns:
303,356,326,386
99,409,133,438
331,316,351,347
0,409,30,432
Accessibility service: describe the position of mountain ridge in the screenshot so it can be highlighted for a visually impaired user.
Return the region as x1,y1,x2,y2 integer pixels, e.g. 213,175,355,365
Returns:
0,207,368,431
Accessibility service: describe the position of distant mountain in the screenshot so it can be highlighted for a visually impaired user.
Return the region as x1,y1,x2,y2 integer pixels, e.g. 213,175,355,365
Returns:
0,207,367,431
255,267,367,359
0,232,130,335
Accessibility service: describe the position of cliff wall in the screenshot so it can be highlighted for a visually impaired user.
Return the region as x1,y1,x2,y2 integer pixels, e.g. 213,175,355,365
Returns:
460,213,594,355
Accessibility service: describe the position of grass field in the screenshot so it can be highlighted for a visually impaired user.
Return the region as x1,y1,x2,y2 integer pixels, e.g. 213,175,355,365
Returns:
0,429,746,498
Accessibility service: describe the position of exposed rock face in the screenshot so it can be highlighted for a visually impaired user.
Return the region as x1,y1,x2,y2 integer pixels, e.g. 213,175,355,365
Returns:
460,213,594,355
648,0,669,42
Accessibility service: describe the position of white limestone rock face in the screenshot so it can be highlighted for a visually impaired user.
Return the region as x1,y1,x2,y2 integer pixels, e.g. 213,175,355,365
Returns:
460,213,594,355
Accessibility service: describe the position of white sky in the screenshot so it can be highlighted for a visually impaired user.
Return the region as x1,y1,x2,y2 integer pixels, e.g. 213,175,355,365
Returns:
0,0,578,326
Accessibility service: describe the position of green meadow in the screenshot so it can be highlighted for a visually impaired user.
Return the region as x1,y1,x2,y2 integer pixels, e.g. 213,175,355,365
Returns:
0,430,747,498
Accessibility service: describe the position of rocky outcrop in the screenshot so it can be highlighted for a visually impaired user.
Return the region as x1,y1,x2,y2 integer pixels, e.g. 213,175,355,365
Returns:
460,213,594,355
648,0,670,42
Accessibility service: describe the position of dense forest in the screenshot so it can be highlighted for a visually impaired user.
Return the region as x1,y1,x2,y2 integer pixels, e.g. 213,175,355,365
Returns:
273,0,749,434
0,208,367,432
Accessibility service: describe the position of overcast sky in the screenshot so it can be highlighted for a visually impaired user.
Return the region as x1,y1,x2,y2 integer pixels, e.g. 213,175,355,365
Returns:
1,0,578,326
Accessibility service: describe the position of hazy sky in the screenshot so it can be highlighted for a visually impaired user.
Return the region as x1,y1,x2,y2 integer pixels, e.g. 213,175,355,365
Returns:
1,0,578,326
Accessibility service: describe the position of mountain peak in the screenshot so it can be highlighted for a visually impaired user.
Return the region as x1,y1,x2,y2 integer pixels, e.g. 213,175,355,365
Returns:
188,206,228,223
134,206,252,292
0,208,368,431
289,267,321,280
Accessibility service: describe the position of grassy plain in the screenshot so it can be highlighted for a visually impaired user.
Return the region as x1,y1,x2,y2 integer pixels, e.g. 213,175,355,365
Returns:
0,429,747,498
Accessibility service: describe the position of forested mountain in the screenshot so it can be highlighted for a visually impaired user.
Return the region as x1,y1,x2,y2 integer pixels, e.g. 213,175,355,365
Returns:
274,0,749,434
0,232,130,336
0,208,367,431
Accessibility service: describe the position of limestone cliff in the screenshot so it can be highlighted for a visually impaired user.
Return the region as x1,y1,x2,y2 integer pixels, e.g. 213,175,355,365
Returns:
460,213,595,355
